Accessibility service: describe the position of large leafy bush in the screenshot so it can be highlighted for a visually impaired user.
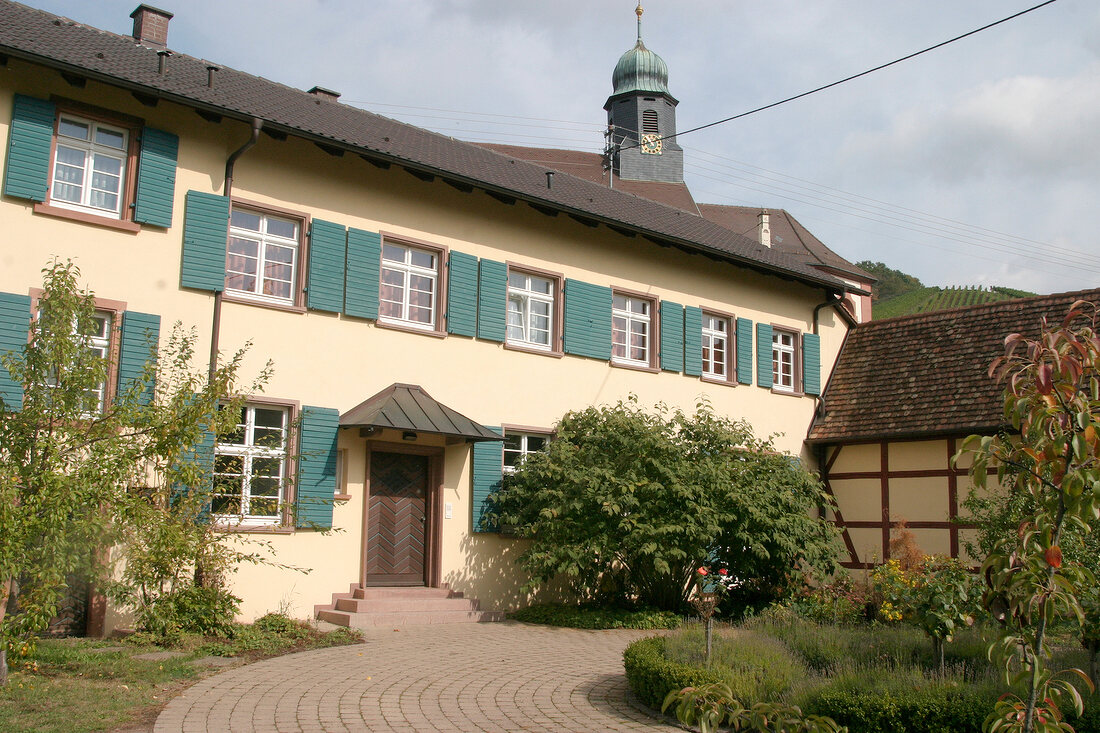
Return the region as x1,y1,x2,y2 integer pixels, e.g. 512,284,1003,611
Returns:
489,398,838,612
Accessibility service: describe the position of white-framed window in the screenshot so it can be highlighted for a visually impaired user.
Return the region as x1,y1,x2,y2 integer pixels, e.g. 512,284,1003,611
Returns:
213,404,289,524
612,293,652,367
507,270,554,350
50,114,129,217
502,431,549,474
85,311,113,413
226,209,300,304
380,242,438,329
702,314,729,380
772,329,798,392
39,305,116,415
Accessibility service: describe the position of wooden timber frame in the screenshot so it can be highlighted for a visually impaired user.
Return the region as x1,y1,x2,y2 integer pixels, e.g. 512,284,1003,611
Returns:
359,441,445,589
819,435,996,570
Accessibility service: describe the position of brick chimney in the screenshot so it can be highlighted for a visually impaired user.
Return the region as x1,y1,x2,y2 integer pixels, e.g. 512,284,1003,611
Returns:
130,4,173,48
308,86,341,102
757,209,772,248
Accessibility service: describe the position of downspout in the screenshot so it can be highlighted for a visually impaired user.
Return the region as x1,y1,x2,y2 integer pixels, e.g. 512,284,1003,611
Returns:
209,117,263,380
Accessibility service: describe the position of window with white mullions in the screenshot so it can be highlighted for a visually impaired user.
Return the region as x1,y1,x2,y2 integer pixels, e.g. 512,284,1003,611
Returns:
85,311,112,413
702,314,728,380
226,209,299,303
612,294,651,366
507,271,554,349
41,307,114,415
51,115,128,217
772,329,797,392
213,405,288,524
502,431,549,474
380,242,438,328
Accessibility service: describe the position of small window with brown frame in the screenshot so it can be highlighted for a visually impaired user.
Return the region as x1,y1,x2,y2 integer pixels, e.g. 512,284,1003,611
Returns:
29,288,126,415
212,399,299,527
225,199,308,309
701,310,734,385
37,101,142,231
506,264,563,355
771,327,801,394
378,235,447,335
611,289,658,370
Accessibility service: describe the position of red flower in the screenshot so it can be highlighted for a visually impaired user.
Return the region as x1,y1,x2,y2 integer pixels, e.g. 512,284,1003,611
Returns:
697,567,708,576
718,568,728,576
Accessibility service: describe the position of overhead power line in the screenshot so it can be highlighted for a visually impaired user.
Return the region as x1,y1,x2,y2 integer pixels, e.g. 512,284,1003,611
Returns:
619,0,1059,153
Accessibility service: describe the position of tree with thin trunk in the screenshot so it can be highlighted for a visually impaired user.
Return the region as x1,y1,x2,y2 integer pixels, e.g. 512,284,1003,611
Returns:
962,301,1100,733
0,261,266,685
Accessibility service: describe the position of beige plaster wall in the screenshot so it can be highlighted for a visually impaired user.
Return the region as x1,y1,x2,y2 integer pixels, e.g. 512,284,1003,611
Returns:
0,70,851,624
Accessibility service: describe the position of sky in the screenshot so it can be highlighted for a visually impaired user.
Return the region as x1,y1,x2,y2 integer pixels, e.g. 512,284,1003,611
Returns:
23,0,1100,294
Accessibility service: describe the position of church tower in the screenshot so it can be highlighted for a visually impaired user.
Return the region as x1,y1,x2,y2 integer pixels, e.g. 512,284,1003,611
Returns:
604,3,684,183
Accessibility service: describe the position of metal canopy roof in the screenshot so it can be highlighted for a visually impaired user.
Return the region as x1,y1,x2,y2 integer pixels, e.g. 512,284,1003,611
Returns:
340,384,503,442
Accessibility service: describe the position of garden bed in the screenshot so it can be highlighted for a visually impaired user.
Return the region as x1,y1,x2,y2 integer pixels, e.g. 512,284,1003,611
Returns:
624,611,1100,733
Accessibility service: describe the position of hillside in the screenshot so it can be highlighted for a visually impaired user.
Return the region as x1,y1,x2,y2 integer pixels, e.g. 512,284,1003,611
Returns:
874,285,1038,320
855,261,1038,319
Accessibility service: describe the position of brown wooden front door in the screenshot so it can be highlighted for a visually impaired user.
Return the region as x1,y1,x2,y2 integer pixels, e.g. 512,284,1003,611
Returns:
366,451,430,586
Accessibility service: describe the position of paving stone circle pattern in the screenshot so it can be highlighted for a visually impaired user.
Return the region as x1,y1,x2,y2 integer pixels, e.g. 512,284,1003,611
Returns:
154,621,682,732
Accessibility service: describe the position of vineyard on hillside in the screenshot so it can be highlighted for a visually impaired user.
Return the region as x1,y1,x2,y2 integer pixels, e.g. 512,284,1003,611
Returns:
874,285,1037,320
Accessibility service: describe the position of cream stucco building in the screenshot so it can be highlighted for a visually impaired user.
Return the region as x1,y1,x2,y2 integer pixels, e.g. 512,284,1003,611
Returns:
0,2,871,632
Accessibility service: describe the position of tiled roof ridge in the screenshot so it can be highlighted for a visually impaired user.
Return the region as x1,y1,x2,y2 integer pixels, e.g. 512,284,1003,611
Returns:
860,286,1100,330
777,208,825,267
0,0,848,292
471,141,720,221
478,142,603,157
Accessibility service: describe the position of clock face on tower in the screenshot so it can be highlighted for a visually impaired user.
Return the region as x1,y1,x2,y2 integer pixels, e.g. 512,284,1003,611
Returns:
640,133,663,155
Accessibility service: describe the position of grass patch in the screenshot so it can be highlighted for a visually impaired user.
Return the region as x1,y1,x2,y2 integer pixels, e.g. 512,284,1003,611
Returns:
0,614,362,733
509,603,682,629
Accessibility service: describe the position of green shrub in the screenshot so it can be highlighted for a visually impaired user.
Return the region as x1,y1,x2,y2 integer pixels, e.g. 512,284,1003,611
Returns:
510,603,681,630
137,586,240,640
251,612,310,638
623,636,727,710
800,668,998,733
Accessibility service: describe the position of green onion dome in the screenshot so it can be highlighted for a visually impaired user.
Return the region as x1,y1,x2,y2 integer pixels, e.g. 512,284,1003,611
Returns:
611,39,670,97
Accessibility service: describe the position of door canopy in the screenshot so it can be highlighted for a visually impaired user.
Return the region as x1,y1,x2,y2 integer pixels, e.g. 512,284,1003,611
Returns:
340,383,503,442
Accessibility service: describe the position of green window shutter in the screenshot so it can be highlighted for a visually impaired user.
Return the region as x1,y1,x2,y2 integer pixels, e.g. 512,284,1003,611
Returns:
736,317,754,385
756,323,774,387
180,190,229,292
345,228,380,320
471,428,503,533
684,306,702,376
307,219,347,313
802,332,822,396
132,127,178,227
446,251,478,337
172,428,215,522
3,94,54,202
297,405,339,529
117,311,160,405
0,292,31,410
563,279,612,360
477,259,507,342
659,301,684,372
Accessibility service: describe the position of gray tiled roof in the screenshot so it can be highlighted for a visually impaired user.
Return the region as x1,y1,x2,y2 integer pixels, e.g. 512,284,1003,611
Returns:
0,0,848,293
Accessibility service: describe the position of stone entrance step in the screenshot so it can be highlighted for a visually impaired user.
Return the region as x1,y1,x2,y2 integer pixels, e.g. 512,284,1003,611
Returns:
315,585,504,628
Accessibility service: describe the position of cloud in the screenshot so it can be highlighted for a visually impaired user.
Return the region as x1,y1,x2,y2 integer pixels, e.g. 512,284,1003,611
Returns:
839,63,1100,185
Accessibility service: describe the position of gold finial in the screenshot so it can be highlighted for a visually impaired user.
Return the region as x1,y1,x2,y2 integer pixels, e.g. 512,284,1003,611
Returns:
636,2,644,41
